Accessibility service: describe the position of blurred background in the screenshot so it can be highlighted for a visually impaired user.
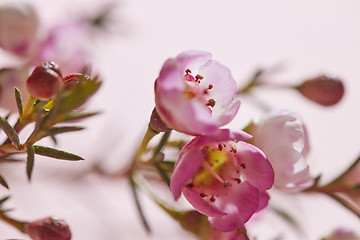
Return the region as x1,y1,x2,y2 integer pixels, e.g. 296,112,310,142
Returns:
0,0,359,239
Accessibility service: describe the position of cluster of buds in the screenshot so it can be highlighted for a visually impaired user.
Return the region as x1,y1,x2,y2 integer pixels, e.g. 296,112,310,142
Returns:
26,61,86,100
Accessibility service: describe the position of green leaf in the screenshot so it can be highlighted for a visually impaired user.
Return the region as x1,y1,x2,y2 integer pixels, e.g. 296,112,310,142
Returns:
26,144,35,181
0,117,20,149
0,175,9,189
130,176,151,233
0,195,10,205
47,126,85,136
14,88,23,117
33,145,83,161
60,111,100,122
0,158,24,164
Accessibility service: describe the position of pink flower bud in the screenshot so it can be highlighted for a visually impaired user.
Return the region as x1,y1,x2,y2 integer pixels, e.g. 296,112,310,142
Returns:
62,73,90,91
297,75,345,106
24,217,71,240
26,62,63,100
149,107,172,132
0,2,38,56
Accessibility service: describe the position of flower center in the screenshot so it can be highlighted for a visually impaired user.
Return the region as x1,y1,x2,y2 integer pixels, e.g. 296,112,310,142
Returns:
193,145,228,186
183,69,216,108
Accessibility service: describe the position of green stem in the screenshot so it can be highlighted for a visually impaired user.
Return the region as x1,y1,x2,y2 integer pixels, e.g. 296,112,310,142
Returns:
0,212,26,233
150,131,171,163
129,175,151,233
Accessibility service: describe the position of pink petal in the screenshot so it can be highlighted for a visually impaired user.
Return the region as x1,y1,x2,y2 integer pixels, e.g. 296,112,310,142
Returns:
209,182,259,232
183,188,226,217
170,138,204,200
256,192,270,212
235,142,274,191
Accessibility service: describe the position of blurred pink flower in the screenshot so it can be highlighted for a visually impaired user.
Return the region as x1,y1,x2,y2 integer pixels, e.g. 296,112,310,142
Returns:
30,20,90,75
248,110,313,191
0,68,29,111
170,129,273,232
323,228,360,240
0,1,38,56
24,216,71,240
154,50,240,136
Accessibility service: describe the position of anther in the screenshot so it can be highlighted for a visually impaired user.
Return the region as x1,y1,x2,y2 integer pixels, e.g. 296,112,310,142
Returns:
210,196,216,202
207,99,216,107
218,144,223,151
234,178,241,184
223,181,229,187
240,163,246,169
200,193,207,198
185,69,191,74
208,84,213,89
195,74,203,81
186,182,194,188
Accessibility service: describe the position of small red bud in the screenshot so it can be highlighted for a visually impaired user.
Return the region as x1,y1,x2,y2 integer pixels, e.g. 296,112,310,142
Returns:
24,216,72,240
62,73,90,91
149,107,172,133
26,62,63,100
297,75,345,106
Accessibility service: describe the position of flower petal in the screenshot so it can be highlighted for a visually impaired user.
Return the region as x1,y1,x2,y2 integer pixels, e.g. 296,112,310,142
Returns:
235,142,274,191
209,182,259,232
183,187,226,217
171,138,204,200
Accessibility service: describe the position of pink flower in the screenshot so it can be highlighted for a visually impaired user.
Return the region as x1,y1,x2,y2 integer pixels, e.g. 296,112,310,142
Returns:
170,129,274,232
0,68,28,111
248,110,313,191
323,228,359,240
0,2,38,56
24,216,71,240
30,20,90,75
154,50,240,136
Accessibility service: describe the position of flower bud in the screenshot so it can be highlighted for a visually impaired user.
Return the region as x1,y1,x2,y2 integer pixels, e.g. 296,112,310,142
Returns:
149,107,172,133
0,2,38,56
26,62,63,100
24,216,71,240
62,73,90,91
297,75,345,106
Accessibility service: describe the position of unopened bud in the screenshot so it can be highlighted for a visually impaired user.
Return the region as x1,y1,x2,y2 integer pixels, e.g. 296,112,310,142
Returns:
297,75,345,106
0,2,38,56
24,216,71,240
26,62,63,100
62,73,90,91
149,107,172,133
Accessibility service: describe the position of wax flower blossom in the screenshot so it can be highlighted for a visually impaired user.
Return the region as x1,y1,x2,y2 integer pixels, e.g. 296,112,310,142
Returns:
248,110,313,191
30,20,90,75
0,68,29,111
170,129,274,232
154,50,240,136
0,1,38,56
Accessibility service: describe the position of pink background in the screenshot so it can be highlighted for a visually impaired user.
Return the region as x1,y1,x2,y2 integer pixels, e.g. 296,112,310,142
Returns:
0,0,360,239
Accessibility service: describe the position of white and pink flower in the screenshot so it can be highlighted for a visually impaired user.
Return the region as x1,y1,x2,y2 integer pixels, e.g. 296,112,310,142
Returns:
248,110,313,191
170,129,273,232
0,1,38,56
154,50,240,136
